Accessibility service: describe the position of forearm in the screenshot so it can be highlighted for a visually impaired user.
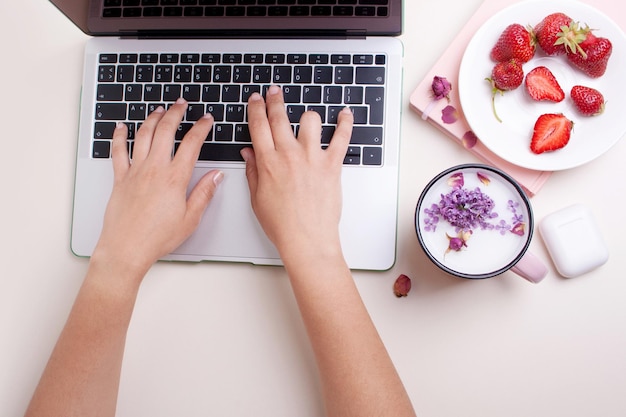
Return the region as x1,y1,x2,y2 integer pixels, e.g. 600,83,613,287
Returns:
24,259,143,417
282,247,416,417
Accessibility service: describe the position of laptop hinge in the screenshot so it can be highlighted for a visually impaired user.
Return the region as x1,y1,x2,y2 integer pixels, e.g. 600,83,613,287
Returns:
118,29,367,40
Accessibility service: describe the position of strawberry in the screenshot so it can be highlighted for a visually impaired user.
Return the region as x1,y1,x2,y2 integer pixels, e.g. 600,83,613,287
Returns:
490,23,536,63
530,113,574,154
534,13,573,55
534,13,590,56
525,66,565,102
571,85,605,116
566,32,613,78
486,59,524,122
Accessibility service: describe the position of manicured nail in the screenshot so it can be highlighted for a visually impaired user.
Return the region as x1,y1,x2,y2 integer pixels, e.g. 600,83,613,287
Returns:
213,170,224,186
267,85,281,95
248,92,262,102
115,122,126,129
240,147,251,162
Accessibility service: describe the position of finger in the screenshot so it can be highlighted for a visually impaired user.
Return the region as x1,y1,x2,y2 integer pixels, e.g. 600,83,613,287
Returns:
264,85,296,150
133,105,166,162
184,169,224,234
247,92,275,155
296,110,323,152
326,107,354,165
111,122,130,181
240,147,258,201
150,98,188,160
173,113,214,178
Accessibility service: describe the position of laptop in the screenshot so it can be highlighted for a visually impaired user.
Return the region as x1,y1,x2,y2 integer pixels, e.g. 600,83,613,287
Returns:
51,0,403,271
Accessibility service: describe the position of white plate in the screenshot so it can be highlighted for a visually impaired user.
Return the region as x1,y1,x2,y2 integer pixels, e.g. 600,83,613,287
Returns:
458,0,626,171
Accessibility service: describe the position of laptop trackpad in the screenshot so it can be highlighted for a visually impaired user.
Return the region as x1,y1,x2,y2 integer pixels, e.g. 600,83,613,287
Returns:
171,166,280,264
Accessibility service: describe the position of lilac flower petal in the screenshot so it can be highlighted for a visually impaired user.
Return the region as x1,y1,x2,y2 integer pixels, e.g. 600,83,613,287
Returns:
462,131,478,149
441,105,459,124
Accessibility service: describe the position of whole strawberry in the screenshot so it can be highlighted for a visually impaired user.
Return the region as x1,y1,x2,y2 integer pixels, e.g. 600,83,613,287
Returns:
486,59,524,123
490,23,536,63
567,32,613,78
571,85,605,116
530,113,574,154
534,13,587,55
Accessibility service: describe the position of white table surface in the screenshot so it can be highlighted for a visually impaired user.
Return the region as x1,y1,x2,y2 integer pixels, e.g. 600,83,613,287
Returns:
1,1,625,416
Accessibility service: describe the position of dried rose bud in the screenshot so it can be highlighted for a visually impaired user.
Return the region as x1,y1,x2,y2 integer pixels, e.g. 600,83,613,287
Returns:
432,76,452,101
393,274,412,297
421,75,453,120
445,231,472,255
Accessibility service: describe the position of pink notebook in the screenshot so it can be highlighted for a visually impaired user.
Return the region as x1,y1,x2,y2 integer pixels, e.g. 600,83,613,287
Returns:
409,0,625,196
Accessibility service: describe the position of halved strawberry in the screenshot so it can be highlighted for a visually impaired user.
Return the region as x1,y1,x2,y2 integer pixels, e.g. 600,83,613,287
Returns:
530,113,574,154
525,66,565,102
571,85,605,116
490,23,536,63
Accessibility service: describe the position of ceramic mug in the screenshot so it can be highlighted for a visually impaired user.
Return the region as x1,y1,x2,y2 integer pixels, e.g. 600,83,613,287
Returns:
415,164,547,283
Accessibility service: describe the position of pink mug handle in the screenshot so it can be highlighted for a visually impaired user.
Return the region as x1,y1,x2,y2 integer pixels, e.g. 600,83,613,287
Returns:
511,251,548,283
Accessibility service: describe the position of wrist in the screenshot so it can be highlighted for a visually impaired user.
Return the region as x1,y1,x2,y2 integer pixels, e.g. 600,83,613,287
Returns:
87,246,150,296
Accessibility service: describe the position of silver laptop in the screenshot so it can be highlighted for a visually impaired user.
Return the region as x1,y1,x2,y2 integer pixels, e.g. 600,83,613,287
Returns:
51,0,403,271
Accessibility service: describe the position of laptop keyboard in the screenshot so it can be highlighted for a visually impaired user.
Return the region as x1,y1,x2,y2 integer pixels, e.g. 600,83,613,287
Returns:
93,51,387,166
102,0,390,18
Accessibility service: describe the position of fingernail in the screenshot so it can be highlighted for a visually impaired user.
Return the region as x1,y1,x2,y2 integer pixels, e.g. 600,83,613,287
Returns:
267,85,281,95
176,97,187,105
153,105,165,114
213,170,224,186
248,92,262,102
341,107,353,114
201,112,214,120
240,147,250,162
115,122,126,129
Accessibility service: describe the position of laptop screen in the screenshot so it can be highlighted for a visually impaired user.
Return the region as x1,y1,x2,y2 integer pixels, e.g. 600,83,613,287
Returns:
50,0,403,37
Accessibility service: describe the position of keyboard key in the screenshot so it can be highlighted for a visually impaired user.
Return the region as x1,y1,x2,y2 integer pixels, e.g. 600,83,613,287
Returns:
351,126,383,145
226,104,245,122
198,143,249,161
97,84,124,101
356,66,385,84
124,84,143,101
128,103,146,120
214,124,233,141
144,84,162,101
362,146,382,165
235,124,251,142
192,66,211,82
96,103,127,120
93,141,111,158
314,66,333,84
365,86,384,124
94,122,116,139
